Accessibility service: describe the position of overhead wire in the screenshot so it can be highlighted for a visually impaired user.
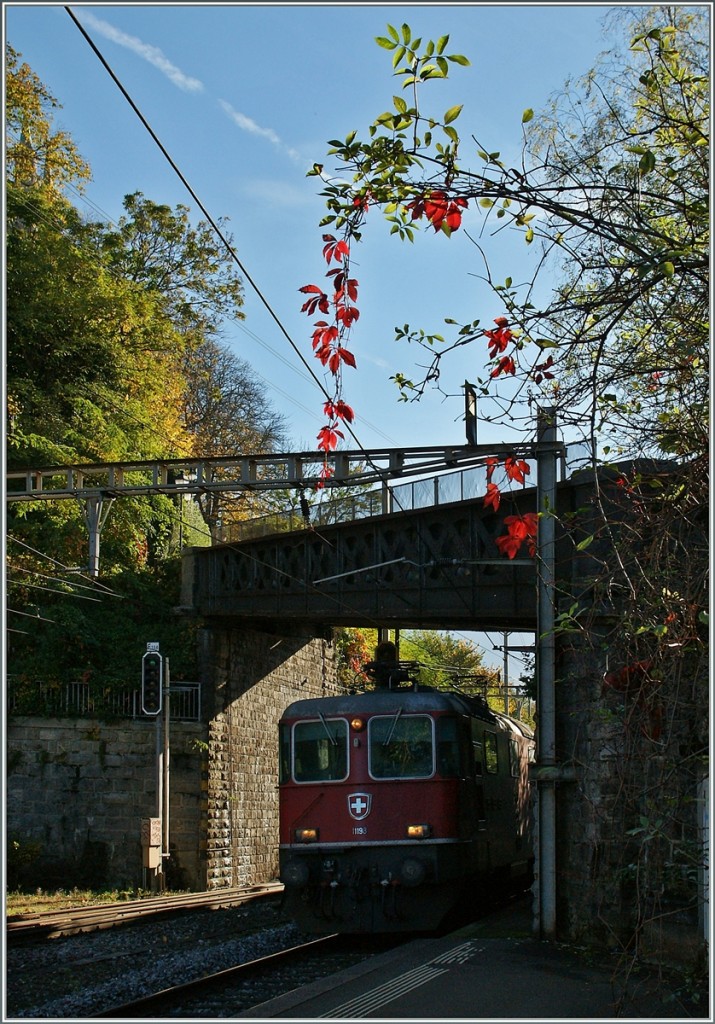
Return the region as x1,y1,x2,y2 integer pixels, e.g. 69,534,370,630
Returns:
8,133,398,448
10,9,531,655
63,5,351,438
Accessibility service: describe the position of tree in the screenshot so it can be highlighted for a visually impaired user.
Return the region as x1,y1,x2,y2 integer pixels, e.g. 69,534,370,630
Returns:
398,629,498,695
101,191,245,350
303,8,708,972
4,49,289,697
181,338,290,539
306,9,708,470
6,44,90,193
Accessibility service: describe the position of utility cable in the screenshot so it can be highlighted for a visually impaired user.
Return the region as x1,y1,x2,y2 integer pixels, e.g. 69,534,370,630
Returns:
53,10,530,642
64,6,345,431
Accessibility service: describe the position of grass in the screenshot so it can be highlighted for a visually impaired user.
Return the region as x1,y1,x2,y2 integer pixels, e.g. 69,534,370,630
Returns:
5,887,186,916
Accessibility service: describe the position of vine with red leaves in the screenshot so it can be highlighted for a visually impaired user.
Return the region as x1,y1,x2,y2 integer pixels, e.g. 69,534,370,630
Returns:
299,230,359,487
300,201,545,556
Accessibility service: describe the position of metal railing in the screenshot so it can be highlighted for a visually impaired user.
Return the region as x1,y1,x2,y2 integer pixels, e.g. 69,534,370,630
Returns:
222,442,589,544
7,680,201,722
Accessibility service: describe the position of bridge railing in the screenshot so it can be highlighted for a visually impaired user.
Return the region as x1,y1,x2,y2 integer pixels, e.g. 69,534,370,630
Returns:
221,442,590,544
223,462,524,543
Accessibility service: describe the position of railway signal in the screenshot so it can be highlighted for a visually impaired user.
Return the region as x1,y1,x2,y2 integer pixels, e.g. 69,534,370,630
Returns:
141,647,163,715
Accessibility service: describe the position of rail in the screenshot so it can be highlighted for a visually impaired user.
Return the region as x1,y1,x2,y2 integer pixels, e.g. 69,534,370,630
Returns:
6,883,284,942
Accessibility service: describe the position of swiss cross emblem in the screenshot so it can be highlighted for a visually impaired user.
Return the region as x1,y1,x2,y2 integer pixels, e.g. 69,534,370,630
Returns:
348,792,372,820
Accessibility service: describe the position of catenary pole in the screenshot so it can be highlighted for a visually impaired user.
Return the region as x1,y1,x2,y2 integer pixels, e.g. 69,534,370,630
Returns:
536,407,558,937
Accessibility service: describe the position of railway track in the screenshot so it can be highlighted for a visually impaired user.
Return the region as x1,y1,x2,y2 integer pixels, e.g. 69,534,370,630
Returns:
6,882,284,943
91,932,344,1018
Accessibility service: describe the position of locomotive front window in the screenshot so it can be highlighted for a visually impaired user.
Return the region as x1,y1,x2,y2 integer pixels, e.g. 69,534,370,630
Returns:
293,719,348,782
369,714,434,779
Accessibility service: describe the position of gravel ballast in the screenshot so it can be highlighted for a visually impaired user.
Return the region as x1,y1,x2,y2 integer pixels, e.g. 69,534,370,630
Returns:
6,896,311,1019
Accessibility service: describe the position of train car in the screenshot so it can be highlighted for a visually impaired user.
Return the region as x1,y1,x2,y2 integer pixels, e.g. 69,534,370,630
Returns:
278,664,535,933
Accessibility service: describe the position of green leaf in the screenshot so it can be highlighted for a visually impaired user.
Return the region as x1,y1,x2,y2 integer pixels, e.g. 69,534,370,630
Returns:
522,108,534,124
393,95,408,114
376,35,397,51
444,104,463,125
660,261,675,277
447,54,471,66
576,535,594,551
639,150,656,174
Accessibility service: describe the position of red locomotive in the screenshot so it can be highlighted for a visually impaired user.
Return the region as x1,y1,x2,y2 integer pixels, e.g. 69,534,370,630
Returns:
278,655,535,933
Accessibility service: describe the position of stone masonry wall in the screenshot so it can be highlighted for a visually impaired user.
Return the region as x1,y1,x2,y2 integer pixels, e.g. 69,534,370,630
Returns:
6,716,206,890
199,627,341,890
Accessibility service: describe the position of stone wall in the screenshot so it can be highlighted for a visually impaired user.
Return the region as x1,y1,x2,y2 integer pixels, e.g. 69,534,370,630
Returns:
6,716,206,889
198,627,341,889
6,628,342,893
550,466,707,959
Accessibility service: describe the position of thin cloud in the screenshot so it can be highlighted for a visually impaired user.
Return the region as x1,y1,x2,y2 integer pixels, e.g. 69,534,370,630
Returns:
219,99,301,164
78,11,204,93
241,178,316,208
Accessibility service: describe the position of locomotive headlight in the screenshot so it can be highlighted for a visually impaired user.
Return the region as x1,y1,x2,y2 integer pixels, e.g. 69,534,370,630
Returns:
406,823,433,839
294,827,319,843
350,717,365,731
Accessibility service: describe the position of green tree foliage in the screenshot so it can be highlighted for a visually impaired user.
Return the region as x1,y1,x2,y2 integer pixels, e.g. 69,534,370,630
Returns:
7,559,199,713
334,627,505,709
4,47,286,692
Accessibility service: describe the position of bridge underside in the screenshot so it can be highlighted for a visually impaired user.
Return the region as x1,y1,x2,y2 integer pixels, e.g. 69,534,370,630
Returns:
186,494,537,633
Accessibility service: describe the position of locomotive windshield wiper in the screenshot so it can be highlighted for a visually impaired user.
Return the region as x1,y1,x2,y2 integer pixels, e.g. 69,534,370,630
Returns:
382,707,403,746
318,711,338,746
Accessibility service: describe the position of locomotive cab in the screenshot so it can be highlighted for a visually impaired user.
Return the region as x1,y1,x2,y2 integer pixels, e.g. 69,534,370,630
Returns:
278,680,534,934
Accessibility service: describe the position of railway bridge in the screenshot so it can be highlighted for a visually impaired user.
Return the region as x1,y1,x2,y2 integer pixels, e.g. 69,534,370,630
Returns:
11,422,696,951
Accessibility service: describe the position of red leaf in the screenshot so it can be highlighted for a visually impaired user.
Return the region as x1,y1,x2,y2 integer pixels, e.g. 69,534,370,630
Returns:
334,400,355,422
490,355,516,378
338,347,357,368
496,513,538,559
301,289,330,316
495,533,522,559
485,456,499,482
317,425,344,451
484,325,513,359
336,305,360,328
323,399,355,423
483,482,501,512
504,457,531,484
322,236,350,264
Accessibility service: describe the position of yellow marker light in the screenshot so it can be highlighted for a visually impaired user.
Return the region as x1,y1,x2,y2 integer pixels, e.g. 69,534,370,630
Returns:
350,718,365,731
406,824,432,839
294,828,319,843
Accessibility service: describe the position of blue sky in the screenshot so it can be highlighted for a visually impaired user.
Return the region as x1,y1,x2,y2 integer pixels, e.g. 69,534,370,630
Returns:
5,2,628,672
